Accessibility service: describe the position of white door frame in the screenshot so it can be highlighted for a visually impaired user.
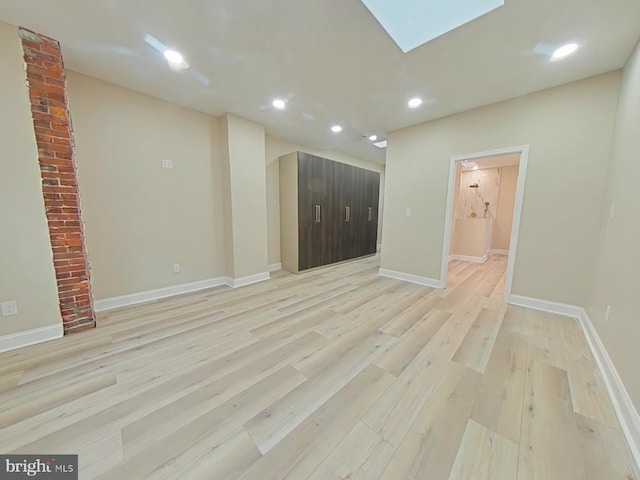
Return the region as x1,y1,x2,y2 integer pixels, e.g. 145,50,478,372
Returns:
439,145,529,302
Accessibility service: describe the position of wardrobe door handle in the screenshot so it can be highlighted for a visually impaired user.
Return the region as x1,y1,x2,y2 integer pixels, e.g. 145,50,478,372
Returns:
345,206,350,222
368,207,373,221
315,205,321,223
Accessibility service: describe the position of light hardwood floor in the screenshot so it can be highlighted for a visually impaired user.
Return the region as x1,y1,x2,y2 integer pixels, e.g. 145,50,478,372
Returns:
0,254,638,479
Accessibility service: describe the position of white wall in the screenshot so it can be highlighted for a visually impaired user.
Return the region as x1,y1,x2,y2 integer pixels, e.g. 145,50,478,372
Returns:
381,72,620,306
0,21,62,337
588,41,640,411
67,72,226,300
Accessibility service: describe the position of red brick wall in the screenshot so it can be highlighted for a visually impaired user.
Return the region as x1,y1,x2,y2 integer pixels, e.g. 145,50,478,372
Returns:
19,28,96,334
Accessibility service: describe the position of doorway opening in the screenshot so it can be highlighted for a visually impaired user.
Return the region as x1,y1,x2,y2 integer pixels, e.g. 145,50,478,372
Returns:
440,145,529,302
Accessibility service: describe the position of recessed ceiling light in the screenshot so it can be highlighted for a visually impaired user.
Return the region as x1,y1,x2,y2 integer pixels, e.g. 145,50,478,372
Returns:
163,49,189,69
408,97,423,109
164,50,184,64
551,43,578,61
331,125,343,133
272,98,286,110
373,140,387,149
368,134,378,141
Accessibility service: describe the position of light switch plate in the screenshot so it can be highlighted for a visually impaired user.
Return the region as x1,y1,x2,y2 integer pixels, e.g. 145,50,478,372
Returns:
162,159,173,169
1,300,18,317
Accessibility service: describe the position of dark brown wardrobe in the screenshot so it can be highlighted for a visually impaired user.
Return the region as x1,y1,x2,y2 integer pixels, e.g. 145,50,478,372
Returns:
279,151,380,273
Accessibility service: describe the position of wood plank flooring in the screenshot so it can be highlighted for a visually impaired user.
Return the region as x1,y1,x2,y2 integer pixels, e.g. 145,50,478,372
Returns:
0,254,638,479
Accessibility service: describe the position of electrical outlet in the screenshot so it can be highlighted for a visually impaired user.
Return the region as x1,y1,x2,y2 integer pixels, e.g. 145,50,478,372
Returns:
162,159,173,169
173,263,180,273
604,305,611,323
1,300,18,317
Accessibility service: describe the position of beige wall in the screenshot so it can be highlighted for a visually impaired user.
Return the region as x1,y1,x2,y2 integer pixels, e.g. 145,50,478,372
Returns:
220,117,234,276
0,21,62,335
223,114,269,278
265,135,385,265
381,72,620,306
588,42,640,410
67,72,226,299
265,155,281,267
277,153,300,273
492,165,519,251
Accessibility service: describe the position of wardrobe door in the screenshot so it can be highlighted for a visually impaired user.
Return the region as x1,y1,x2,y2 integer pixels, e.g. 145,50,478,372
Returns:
317,156,334,268
297,152,316,270
298,153,333,270
351,166,368,258
365,170,380,255
330,161,346,263
340,164,356,261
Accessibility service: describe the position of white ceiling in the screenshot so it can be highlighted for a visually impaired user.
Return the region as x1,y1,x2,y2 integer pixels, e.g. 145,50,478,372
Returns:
0,0,639,165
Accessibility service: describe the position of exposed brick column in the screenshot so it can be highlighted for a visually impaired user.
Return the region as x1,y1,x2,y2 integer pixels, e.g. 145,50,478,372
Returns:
19,28,96,334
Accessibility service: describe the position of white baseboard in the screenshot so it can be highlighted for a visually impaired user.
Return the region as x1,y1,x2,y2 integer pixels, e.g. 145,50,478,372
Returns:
225,272,270,288
578,308,640,468
377,243,382,252
94,277,227,311
449,254,488,264
490,249,509,255
96,272,273,311
268,263,282,272
509,294,584,318
509,294,640,470
0,324,63,353
378,268,442,288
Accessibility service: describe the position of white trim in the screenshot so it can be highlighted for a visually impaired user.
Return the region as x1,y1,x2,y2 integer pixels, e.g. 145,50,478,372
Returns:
440,145,529,299
225,272,270,288
578,309,640,468
509,294,584,318
95,272,273,311
504,147,528,302
268,263,282,272
376,243,382,252
0,324,63,353
449,254,487,264
94,277,227,311
378,268,441,288
490,249,509,255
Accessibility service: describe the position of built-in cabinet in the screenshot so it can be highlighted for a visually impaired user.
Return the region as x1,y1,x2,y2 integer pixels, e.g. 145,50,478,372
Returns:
279,152,380,273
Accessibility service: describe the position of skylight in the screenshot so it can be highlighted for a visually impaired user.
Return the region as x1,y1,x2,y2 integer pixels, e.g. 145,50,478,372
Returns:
360,0,504,53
